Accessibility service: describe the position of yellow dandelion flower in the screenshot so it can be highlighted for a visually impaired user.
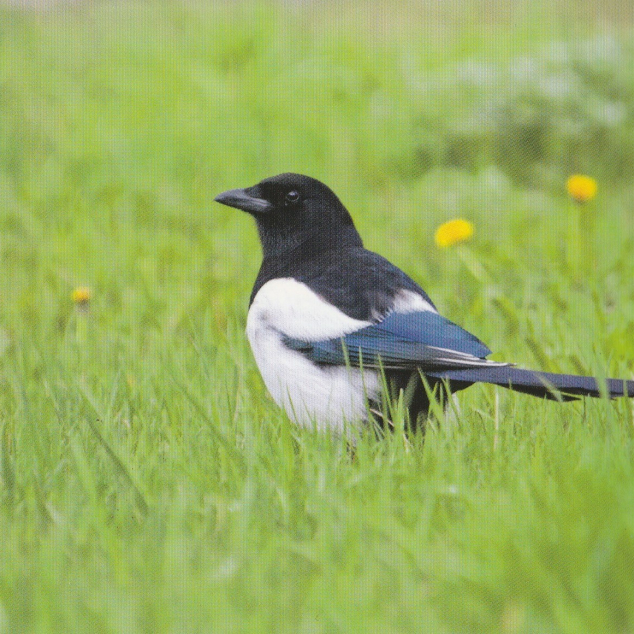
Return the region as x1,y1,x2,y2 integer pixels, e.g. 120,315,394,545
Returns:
71,286,92,305
434,219,474,248
566,174,597,203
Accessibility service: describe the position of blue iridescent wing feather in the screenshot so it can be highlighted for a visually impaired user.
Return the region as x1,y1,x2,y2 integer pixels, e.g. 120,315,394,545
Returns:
284,310,500,371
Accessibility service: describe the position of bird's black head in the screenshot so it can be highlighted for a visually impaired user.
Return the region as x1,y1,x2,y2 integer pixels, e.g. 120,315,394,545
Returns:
214,173,363,258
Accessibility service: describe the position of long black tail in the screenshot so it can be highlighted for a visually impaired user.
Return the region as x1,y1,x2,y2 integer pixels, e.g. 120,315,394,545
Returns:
428,366,634,400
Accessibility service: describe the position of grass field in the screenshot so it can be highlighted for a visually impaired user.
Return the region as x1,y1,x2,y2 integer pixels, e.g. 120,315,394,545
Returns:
1,1,634,632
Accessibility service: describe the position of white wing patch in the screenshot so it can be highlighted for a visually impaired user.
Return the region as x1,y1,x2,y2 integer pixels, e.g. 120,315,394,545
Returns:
249,278,373,340
391,289,437,314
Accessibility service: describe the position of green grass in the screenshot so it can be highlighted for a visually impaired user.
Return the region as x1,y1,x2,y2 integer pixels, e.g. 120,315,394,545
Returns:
1,1,634,632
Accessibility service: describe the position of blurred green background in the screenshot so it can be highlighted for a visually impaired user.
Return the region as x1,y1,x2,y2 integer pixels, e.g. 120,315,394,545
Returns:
1,1,634,632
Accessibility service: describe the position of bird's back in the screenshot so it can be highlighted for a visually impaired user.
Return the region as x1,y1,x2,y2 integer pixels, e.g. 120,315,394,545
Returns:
252,245,436,322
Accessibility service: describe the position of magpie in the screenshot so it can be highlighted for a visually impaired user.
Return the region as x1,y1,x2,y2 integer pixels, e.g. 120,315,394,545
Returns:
215,173,634,432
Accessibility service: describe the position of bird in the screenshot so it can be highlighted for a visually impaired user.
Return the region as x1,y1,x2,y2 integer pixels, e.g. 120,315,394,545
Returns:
214,173,634,433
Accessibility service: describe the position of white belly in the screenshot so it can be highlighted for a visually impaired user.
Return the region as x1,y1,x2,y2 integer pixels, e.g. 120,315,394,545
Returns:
246,278,381,432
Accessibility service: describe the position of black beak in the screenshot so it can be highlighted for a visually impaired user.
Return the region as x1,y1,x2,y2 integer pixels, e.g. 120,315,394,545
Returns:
214,187,272,215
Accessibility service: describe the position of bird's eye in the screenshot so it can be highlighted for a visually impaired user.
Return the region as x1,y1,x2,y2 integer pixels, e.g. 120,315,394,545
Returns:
285,190,300,205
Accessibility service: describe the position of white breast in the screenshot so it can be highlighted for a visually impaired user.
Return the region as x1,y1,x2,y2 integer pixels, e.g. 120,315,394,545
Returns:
246,278,382,433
